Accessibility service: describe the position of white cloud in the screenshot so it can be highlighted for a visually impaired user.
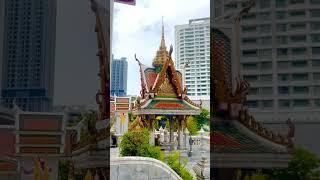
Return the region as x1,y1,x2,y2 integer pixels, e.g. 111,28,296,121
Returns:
112,0,209,95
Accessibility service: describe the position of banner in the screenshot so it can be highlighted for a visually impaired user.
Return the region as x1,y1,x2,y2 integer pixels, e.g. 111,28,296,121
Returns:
114,0,136,5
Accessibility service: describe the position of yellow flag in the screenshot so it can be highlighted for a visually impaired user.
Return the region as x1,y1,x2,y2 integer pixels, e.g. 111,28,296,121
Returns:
84,170,93,180
33,158,41,180
43,159,50,180
120,113,126,125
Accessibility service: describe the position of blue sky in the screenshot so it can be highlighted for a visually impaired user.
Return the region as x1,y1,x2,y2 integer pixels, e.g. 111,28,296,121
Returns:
112,0,210,96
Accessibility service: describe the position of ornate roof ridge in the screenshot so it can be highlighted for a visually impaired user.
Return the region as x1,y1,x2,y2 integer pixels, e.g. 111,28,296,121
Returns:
135,54,149,96
129,116,147,131
183,96,202,109
237,107,294,149
152,52,183,96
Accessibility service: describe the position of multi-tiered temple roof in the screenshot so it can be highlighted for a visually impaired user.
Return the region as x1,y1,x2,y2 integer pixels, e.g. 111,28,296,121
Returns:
212,27,294,169
132,22,201,116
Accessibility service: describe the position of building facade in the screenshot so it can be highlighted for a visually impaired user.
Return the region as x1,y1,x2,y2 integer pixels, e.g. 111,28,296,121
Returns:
111,57,128,96
0,0,56,112
214,0,320,121
174,18,210,101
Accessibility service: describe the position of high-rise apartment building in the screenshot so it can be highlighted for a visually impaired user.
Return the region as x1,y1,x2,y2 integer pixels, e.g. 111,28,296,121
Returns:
214,0,320,121
111,57,128,97
174,18,210,101
0,0,57,111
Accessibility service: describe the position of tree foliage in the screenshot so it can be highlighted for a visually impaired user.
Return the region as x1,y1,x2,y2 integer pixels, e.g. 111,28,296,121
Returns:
193,108,210,130
186,116,198,135
167,151,193,180
268,147,320,180
58,160,70,180
119,129,164,161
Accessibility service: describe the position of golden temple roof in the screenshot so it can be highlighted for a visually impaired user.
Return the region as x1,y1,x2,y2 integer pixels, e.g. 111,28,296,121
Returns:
152,18,169,67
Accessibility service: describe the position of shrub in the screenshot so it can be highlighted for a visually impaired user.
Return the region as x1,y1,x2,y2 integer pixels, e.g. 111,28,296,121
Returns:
119,129,164,161
167,151,193,180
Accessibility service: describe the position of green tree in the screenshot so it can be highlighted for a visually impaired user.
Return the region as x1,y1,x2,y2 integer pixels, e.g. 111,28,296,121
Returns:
119,129,164,161
58,160,70,180
186,116,198,135
268,147,320,180
167,151,193,180
193,108,209,130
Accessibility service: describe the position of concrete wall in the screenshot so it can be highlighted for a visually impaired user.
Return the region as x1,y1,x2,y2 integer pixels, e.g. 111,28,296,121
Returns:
110,157,182,180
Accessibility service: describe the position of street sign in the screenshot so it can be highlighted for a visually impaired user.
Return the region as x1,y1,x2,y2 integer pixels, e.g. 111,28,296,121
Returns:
114,0,136,5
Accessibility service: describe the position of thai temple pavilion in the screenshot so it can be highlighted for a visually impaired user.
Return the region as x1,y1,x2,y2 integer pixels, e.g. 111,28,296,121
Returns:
212,27,294,179
131,22,202,151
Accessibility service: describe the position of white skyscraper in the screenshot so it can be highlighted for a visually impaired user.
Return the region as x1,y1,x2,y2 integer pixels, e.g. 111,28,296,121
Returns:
214,0,320,121
174,18,210,101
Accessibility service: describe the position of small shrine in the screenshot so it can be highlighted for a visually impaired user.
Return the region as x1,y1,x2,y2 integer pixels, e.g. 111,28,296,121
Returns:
212,27,294,179
131,21,202,151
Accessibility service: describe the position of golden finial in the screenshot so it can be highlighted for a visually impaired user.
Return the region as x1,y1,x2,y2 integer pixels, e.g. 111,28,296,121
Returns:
153,17,168,67
160,16,166,49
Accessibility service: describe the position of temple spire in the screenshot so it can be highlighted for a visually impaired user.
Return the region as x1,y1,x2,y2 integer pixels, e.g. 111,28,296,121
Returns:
160,16,166,49
153,17,168,68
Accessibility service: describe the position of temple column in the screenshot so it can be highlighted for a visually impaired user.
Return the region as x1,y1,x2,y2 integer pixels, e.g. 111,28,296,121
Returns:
177,116,182,150
169,116,174,151
149,115,155,146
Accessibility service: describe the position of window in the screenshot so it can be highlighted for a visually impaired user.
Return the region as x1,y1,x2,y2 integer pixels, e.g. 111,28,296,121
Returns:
289,23,306,30
243,13,256,20
292,73,308,80
276,0,287,7
292,47,306,55
291,61,305,68
260,13,271,20
279,86,290,94
242,50,257,57
242,38,257,45
260,37,272,45
312,60,320,66
311,34,320,43
290,35,306,42
260,24,271,33
278,74,290,81
224,3,237,11
276,11,287,19
290,0,304,4
311,0,320,4
311,10,320,17
279,100,290,108
246,100,258,108
312,47,320,55
315,99,320,107
277,24,287,32
242,63,258,70
289,10,305,17
311,22,320,30
261,62,272,70
260,87,273,94
242,26,257,33
260,0,271,8
261,100,273,108
244,75,258,82
277,36,288,44
293,86,309,94
260,74,273,82
277,48,288,56
249,88,259,95
293,99,309,107
314,73,320,80
259,49,272,57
